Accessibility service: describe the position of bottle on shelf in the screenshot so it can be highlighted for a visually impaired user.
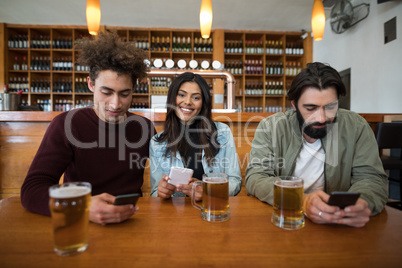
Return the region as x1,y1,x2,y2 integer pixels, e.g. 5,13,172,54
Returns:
244,106,263,113
21,56,28,70
265,105,282,113
8,35,14,48
76,77,90,93
151,36,155,51
266,61,283,75
155,37,161,52
186,37,191,52
285,42,303,55
172,36,177,52
52,57,58,71
165,36,170,52
134,38,149,51
194,37,199,52
13,56,20,70
131,102,150,109
134,80,149,94
176,36,182,52
10,34,29,49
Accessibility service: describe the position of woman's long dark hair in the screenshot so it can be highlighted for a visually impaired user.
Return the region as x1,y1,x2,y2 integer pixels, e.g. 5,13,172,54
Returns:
155,72,219,165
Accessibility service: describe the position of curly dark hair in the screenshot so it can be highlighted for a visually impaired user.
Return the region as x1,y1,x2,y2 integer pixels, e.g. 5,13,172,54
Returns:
76,30,148,86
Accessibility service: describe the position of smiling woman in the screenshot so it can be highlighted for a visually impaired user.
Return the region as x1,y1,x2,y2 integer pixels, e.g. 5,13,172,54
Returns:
149,72,242,202
175,81,203,123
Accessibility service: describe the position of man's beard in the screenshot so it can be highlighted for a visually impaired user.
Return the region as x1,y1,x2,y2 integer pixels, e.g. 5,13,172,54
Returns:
295,108,336,140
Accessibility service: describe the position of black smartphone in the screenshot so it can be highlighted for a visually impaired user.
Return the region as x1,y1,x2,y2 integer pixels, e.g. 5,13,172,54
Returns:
327,192,360,209
113,193,140,206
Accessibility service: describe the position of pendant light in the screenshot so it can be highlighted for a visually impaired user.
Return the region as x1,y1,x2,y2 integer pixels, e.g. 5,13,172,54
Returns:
311,0,325,41
86,0,101,36
200,0,213,39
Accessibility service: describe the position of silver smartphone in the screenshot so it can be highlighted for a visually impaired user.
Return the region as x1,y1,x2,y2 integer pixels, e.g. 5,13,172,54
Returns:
167,167,194,186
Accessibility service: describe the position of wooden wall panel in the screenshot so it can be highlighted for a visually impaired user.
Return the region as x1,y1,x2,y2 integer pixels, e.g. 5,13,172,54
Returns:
0,136,43,198
0,122,50,136
1,112,400,199
0,23,4,90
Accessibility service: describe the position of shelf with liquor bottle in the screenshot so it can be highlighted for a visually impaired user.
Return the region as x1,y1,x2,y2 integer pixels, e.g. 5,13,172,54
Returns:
2,25,312,112
224,32,244,55
7,27,29,50
7,27,30,109
129,30,149,51
52,74,73,94
193,32,213,54
171,31,190,53
244,97,265,113
151,31,172,56
245,33,265,55
74,75,91,94
222,30,312,112
3,25,95,111
284,35,305,78
30,73,51,93
30,28,51,50
149,77,170,95
52,28,74,50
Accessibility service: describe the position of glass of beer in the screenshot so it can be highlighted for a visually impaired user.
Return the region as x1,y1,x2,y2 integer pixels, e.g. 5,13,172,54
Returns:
271,176,305,230
191,173,230,222
49,182,92,256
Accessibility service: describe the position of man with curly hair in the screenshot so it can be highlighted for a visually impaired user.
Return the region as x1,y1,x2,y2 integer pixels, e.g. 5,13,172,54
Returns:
21,31,156,225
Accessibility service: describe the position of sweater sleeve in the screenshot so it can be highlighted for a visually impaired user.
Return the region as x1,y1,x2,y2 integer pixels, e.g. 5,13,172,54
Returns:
20,114,74,216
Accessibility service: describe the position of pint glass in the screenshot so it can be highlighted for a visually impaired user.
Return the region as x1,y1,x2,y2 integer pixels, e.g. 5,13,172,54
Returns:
271,176,305,230
192,173,230,222
49,182,92,256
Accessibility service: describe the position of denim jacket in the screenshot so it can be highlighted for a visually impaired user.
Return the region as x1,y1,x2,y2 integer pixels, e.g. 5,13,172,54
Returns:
149,122,242,197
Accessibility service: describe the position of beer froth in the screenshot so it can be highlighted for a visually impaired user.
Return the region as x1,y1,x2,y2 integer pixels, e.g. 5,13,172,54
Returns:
50,186,91,198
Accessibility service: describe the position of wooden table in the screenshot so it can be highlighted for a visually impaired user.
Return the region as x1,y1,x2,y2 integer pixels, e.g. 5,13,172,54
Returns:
1,196,402,268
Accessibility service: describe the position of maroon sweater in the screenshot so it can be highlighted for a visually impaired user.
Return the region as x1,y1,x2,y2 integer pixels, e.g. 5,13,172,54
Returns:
21,107,155,216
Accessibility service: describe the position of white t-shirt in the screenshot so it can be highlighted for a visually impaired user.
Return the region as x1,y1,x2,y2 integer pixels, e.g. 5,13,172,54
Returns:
292,139,325,194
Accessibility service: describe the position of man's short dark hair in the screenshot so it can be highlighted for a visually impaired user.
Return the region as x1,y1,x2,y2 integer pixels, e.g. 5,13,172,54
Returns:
288,62,346,104
76,31,148,86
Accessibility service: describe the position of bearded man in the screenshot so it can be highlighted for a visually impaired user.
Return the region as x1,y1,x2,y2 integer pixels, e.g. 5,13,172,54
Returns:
245,62,387,228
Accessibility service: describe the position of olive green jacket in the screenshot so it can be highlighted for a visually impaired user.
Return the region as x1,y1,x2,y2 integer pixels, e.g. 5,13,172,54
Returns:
245,109,388,215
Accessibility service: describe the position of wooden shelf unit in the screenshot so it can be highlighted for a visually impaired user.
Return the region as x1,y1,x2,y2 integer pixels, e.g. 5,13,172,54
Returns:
1,24,312,112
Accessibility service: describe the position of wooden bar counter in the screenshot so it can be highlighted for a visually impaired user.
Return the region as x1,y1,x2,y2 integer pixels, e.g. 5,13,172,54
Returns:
0,111,400,199
1,195,402,267
0,111,265,198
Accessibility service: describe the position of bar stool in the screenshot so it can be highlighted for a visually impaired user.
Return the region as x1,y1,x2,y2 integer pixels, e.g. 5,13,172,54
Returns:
375,122,402,210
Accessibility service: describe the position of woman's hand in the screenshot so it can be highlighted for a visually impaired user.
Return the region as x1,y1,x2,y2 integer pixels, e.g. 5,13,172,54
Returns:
157,174,176,199
176,177,203,201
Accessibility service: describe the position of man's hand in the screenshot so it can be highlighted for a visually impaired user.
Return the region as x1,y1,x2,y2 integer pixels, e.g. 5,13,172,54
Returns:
89,193,138,225
176,178,203,201
157,174,176,199
333,198,371,227
303,190,371,228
